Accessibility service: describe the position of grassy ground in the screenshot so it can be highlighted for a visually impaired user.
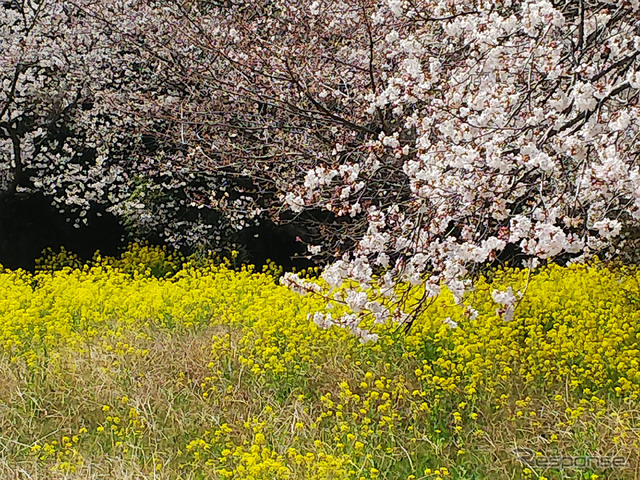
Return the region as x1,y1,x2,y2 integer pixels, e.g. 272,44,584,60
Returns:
0,245,639,479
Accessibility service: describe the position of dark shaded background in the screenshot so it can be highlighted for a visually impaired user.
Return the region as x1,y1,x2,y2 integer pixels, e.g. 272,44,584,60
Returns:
0,192,314,271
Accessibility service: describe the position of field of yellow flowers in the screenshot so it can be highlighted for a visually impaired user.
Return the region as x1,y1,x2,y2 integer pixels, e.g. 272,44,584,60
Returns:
1,245,639,479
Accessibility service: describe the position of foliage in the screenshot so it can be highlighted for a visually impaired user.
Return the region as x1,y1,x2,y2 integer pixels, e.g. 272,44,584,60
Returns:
0,246,639,478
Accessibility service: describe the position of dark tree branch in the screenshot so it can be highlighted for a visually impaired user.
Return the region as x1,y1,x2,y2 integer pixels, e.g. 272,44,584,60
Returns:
0,122,23,195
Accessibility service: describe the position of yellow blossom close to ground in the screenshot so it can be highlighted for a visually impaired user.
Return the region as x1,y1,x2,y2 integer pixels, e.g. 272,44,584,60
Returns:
0,244,638,479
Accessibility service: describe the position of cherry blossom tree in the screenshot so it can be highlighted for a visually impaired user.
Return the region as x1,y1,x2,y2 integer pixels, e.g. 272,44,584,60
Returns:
1,0,125,211
1,0,228,246
3,0,640,331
